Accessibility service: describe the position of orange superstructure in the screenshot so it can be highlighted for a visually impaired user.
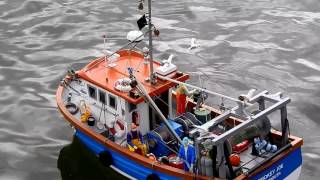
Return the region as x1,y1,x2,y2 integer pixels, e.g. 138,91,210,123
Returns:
77,50,189,104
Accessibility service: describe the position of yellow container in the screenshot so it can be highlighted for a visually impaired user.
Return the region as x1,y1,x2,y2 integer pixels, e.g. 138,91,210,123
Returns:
79,100,91,122
81,109,91,122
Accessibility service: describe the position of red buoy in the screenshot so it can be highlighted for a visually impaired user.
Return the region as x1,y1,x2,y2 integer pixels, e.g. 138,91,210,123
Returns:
229,153,241,166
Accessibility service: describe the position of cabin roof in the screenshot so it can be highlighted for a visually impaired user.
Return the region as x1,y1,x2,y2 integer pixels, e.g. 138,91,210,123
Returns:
77,50,189,104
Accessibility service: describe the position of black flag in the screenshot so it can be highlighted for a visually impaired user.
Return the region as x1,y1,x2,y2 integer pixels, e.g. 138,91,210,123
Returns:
137,14,147,30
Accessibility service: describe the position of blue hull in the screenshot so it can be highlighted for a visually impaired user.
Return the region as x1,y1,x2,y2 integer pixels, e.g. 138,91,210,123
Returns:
75,130,180,180
76,130,302,180
250,147,302,180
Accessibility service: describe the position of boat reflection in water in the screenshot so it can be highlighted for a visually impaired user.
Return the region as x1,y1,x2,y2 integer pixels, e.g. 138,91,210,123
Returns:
57,136,126,180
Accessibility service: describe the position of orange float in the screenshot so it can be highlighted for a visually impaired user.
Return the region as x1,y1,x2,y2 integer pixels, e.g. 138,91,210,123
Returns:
229,153,241,166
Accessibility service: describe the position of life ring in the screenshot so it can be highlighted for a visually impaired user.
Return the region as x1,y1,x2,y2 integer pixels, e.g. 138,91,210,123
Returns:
98,150,113,166
109,120,125,136
113,119,126,138
114,78,132,92
65,102,79,115
109,119,127,146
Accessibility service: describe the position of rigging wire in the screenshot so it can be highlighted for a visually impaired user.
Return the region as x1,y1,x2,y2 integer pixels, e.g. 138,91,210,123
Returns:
86,30,151,72
158,74,244,104
147,77,235,113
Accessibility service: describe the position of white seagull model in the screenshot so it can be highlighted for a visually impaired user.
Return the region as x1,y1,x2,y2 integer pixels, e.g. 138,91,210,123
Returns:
189,38,200,50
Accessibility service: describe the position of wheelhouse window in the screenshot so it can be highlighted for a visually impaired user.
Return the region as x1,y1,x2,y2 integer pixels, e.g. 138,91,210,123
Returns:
88,85,97,99
99,90,106,104
128,103,137,112
109,94,117,110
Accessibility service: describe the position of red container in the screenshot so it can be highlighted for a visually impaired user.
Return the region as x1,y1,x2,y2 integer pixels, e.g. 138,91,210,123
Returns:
232,139,249,153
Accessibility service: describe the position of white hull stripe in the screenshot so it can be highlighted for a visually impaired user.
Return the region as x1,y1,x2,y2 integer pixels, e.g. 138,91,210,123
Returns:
110,165,137,180
284,166,301,180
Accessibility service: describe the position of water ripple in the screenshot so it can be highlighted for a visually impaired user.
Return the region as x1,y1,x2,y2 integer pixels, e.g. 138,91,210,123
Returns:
227,40,294,51
295,58,320,71
217,19,271,28
263,9,320,23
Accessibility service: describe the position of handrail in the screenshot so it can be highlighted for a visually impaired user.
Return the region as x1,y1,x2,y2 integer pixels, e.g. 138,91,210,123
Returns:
157,74,244,104
85,30,150,72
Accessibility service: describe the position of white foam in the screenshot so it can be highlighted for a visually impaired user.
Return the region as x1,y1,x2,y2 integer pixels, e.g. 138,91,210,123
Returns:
0,142,28,157
304,152,320,159
263,9,320,22
215,34,233,41
152,17,191,32
25,48,101,61
189,6,219,12
304,76,320,82
295,58,320,71
217,19,270,28
227,40,294,51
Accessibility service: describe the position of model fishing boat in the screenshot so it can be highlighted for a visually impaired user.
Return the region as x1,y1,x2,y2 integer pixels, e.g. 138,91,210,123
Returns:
56,1,303,179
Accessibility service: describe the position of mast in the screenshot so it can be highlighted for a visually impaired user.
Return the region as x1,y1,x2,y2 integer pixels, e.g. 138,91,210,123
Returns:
148,0,156,84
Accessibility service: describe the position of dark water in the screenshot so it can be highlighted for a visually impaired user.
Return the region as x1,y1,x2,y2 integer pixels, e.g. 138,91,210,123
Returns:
58,136,127,180
0,0,319,179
